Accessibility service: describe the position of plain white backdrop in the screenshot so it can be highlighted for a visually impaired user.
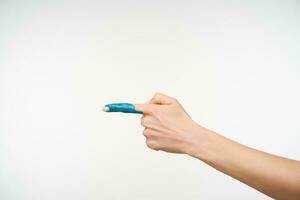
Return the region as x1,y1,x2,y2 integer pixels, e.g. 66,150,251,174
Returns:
1,0,299,199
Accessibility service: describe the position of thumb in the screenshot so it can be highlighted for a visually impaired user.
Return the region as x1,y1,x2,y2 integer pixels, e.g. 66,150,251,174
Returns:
134,103,156,114
149,92,177,105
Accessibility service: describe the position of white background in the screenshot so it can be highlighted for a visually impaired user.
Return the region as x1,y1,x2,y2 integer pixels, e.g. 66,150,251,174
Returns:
1,1,299,199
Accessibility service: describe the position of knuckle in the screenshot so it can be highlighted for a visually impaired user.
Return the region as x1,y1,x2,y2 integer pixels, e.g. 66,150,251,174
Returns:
143,128,150,137
145,140,153,148
150,96,159,104
153,92,163,100
143,128,156,138
154,92,161,97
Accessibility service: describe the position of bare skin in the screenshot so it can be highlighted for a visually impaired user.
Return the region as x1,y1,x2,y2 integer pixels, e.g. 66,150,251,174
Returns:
135,92,300,200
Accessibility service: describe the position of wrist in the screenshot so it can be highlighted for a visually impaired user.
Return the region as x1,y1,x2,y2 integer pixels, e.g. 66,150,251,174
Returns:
184,123,218,161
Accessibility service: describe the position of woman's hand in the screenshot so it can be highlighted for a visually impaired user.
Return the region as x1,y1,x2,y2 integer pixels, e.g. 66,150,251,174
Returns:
135,93,202,154
136,92,300,200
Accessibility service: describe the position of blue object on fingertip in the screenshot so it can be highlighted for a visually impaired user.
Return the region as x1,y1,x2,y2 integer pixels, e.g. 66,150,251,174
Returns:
103,103,143,114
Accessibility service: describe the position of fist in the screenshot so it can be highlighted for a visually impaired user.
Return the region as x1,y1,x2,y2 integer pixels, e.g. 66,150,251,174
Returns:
135,93,200,154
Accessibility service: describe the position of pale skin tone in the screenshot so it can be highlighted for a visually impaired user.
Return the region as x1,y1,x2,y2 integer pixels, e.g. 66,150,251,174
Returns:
134,93,300,200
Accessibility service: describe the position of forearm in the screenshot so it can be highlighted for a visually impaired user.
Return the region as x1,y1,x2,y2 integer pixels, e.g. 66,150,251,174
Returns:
186,125,300,200
132,93,300,199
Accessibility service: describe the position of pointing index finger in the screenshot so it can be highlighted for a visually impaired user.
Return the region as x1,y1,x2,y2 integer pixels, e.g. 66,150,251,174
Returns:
134,104,156,114
103,103,143,114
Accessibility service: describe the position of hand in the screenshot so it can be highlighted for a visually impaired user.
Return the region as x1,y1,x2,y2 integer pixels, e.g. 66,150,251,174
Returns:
135,93,300,200
135,93,201,153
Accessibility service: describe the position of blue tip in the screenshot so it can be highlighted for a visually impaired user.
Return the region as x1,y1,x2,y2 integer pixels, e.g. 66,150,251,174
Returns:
103,103,143,114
